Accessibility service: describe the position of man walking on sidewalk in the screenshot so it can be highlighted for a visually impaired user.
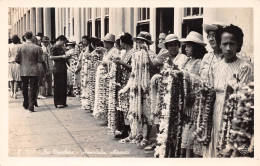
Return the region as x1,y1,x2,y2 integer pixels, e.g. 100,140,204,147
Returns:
15,31,43,112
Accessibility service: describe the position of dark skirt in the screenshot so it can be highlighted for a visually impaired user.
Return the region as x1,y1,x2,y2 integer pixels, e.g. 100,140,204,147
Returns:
53,70,67,106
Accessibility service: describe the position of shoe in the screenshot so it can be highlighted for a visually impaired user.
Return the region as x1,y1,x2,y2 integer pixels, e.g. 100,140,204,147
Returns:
23,106,28,110
136,139,150,149
63,104,68,107
38,95,46,99
29,109,35,112
144,143,156,151
13,93,17,99
34,102,39,107
55,105,57,108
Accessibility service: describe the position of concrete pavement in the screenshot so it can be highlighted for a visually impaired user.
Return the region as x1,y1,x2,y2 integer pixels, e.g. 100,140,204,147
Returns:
8,91,155,157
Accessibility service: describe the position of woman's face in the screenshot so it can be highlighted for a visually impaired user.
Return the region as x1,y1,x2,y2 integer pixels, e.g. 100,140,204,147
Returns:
82,38,89,47
120,39,126,49
158,33,166,44
185,43,193,57
57,39,65,46
207,31,217,49
220,32,238,61
136,39,144,50
167,41,180,56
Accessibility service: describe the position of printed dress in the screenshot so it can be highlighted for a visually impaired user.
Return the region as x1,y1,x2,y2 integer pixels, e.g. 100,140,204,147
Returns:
8,43,21,81
200,51,223,85
203,57,253,157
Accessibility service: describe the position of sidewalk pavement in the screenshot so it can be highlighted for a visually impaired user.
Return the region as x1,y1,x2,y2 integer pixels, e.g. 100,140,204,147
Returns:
8,91,155,157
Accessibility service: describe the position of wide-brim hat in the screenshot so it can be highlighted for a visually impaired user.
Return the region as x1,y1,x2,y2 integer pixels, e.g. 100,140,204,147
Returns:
133,31,154,45
179,31,206,46
203,22,227,34
102,33,115,43
158,34,179,48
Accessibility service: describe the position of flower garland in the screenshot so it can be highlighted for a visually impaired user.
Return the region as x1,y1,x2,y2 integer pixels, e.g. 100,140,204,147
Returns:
150,74,163,116
93,64,109,122
108,62,117,135
218,82,254,157
81,50,102,112
154,69,173,158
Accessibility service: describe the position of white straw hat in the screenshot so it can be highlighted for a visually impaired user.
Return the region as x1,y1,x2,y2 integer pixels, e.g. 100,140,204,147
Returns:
158,34,179,48
203,22,227,34
102,33,115,43
179,31,206,46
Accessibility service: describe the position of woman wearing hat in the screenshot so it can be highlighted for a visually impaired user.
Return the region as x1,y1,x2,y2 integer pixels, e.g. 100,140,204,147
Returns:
150,34,188,73
129,31,157,148
102,33,120,62
50,35,71,108
204,24,253,158
179,31,207,76
200,22,226,85
179,31,207,157
143,34,188,151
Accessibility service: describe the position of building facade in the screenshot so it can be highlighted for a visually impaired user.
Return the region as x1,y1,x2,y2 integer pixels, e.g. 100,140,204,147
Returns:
9,7,253,59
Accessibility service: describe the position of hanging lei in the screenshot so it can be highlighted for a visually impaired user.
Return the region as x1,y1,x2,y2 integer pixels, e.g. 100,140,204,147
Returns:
154,66,173,158
150,74,163,117
193,83,215,146
108,62,117,135
218,82,254,157
82,50,102,112
119,49,150,138
93,64,109,122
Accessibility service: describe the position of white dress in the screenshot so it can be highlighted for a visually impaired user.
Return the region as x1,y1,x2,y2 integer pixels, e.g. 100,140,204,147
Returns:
203,57,253,157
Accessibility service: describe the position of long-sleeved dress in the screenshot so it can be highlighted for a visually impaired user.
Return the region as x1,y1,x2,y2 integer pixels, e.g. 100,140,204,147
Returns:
203,57,253,157
50,45,67,106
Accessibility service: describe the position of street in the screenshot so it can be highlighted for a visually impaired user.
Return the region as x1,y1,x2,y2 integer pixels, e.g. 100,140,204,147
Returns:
8,91,155,157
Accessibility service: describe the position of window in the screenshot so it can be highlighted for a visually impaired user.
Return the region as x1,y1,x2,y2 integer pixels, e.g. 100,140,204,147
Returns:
182,7,203,36
138,8,150,21
183,7,203,18
95,18,101,38
104,16,109,35
87,21,92,37
137,8,150,34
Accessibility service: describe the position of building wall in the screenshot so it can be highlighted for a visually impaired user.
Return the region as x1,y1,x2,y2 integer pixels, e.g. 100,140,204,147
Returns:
10,7,254,58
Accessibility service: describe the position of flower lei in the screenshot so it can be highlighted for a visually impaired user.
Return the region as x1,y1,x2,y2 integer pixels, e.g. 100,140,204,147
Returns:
150,74,163,117
93,64,109,122
119,49,150,138
154,69,173,158
108,62,117,135
218,82,254,157
81,50,102,111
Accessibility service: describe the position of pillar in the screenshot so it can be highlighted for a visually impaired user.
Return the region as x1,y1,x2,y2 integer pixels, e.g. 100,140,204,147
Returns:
81,8,86,36
149,8,156,52
55,7,59,37
174,8,182,38
66,8,70,37
101,8,105,38
91,8,95,37
44,8,52,38
74,8,81,43
30,8,36,35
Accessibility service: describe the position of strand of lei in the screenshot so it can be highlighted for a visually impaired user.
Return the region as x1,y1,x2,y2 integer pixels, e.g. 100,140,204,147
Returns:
154,67,173,158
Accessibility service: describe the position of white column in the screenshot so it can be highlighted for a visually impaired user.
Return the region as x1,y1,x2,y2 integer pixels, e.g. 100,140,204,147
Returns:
149,8,156,52
23,15,26,34
26,11,30,31
55,8,59,37
74,8,81,43
108,8,114,34
100,8,105,38
66,8,70,37
30,7,36,35
70,8,73,39
91,8,95,37
36,8,43,35
21,17,24,36
133,8,138,37
81,8,85,36
44,8,52,38
174,8,182,38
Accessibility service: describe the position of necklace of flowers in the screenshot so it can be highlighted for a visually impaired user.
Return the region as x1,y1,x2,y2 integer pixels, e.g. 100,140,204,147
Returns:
150,74,163,117
154,67,173,158
218,82,254,157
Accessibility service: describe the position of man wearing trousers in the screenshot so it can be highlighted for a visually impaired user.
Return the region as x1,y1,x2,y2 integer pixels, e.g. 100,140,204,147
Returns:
15,31,43,112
